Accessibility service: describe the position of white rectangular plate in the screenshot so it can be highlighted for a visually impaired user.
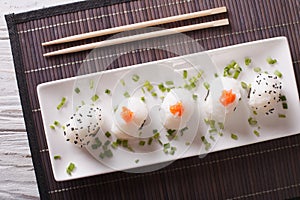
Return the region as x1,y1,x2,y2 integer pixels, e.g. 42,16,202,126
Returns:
37,37,300,181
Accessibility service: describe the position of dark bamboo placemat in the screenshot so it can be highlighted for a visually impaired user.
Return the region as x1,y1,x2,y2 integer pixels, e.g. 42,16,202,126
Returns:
5,0,300,199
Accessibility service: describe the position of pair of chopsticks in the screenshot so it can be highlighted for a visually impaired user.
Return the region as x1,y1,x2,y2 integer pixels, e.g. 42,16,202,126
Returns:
43,7,229,57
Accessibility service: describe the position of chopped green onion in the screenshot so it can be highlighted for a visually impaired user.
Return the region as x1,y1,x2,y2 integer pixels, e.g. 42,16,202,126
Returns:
183,70,188,79
111,142,118,149
279,95,287,101
153,129,158,134
54,155,61,160
62,126,65,130
233,70,241,79
163,143,171,149
253,110,257,115
141,96,145,102
267,57,277,64
248,117,258,126
50,125,55,130
139,141,146,146
151,92,157,97
81,101,85,105
135,159,139,163
66,162,75,175
91,94,99,102
180,127,188,136
116,139,122,145
74,87,80,94
167,129,176,136
209,120,216,129
197,70,204,78
245,57,252,66
209,128,217,133
122,140,128,148
218,122,224,130
210,135,215,141
132,74,140,82
253,67,261,73
184,83,193,90
105,89,111,95
192,94,198,101
105,131,111,138
203,82,210,90
189,76,198,84
89,80,94,89
185,142,190,146
57,97,67,110
113,105,118,113
241,81,248,89
274,70,282,78
54,120,60,127
253,130,260,137
165,81,174,85
214,73,219,78
231,133,238,140
123,91,130,98
104,140,110,146
204,118,210,124
158,83,166,92
147,137,153,145
144,81,153,92
153,132,160,139
120,79,125,86
282,102,288,109
141,87,145,93
278,113,286,118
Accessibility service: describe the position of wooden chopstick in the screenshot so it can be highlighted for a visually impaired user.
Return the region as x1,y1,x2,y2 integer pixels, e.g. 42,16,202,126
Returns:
42,6,227,46
43,19,229,57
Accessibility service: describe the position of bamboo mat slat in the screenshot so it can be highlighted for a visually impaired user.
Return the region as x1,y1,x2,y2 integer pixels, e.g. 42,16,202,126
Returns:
5,0,300,199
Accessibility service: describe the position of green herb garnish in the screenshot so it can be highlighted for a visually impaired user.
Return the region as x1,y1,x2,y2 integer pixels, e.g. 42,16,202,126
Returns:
224,61,242,79
183,70,188,79
135,159,139,163
105,131,111,138
180,127,188,136
165,81,174,85
278,113,286,118
203,82,210,90
74,87,80,94
248,117,258,126
241,81,248,89
66,162,76,175
253,67,261,73
245,57,251,66
123,91,130,98
147,137,153,145
54,120,60,127
197,70,204,78
185,142,190,146
153,132,160,139
141,96,145,102
151,92,157,97
267,57,277,64
91,94,99,102
214,73,219,78
105,89,111,95
167,129,176,136
274,70,282,78
57,97,67,110
231,133,238,140
120,79,125,86
144,80,153,92
163,143,171,149
89,80,94,89
253,130,260,137
50,125,55,130
282,102,288,109
54,155,61,160
218,122,224,130
279,95,287,101
139,141,146,146
132,74,140,82
192,94,198,101
158,83,166,92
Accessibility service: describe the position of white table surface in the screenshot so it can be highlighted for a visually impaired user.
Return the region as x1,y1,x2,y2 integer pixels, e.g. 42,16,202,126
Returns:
0,1,81,199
